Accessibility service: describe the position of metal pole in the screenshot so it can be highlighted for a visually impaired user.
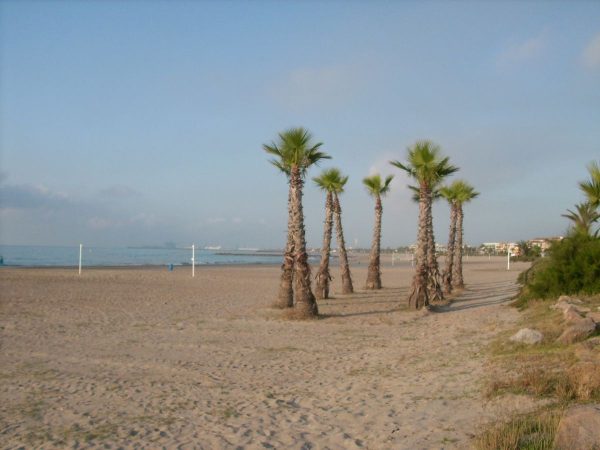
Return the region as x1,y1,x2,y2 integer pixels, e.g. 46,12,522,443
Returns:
79,244,82,275
192,244,195,277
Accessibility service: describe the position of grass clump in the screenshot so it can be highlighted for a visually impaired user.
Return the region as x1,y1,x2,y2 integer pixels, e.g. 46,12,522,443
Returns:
474,407,562,450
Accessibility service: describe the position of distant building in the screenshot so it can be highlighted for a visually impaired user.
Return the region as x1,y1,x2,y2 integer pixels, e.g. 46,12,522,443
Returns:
528,236,563,255
480,242,519,255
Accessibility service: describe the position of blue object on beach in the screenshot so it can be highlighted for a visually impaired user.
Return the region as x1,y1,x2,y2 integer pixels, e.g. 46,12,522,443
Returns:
168,263,174,271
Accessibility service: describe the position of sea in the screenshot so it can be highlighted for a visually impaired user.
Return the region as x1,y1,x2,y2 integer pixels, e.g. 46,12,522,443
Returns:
0,245,291,267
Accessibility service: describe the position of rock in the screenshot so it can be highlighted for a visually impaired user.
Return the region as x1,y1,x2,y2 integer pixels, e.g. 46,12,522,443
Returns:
558,295,583,304
556,318,596,345
552,297,588,313
509,328,543,345
587,312,600,324
563,305,584,323
552,301,571,312
554,404,600,450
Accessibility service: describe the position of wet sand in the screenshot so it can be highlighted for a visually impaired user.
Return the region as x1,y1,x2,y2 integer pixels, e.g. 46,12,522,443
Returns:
0,257,531,449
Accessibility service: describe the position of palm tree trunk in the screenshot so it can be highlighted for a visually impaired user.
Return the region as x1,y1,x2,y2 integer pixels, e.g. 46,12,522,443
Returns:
275,187,295,308
366,195,382,289
315,191,334,299
426,201,444,302
333,193,354,294
408,184,430,309
453,204,465,289
289,166,318,317
442,203,457,295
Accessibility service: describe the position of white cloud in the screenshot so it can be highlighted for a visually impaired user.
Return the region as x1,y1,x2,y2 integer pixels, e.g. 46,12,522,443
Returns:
270,64,363,111
232,217,242,224
582,32,600,69
497,32,546,65
206,217,226,224
0,182,70,209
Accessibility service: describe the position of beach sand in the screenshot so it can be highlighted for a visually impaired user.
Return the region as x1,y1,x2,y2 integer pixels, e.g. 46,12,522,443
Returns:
1,257,533,449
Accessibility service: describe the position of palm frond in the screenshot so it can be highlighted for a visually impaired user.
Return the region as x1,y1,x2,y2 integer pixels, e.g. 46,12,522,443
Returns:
579,160,600,207
314,168,347,193
263,127,330,178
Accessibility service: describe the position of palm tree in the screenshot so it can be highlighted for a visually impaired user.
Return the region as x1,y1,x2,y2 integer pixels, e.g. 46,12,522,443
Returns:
391,141,458,309
409,184,445,301
313,169,340,299
562,202,600,236
451,181,479,289
331,170,354,294
363,174,394,290
263,127,330,315
439,182,460,295
579,161,600,208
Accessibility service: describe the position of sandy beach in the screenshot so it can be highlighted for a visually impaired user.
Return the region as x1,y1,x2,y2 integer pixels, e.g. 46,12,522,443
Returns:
0,257,532,449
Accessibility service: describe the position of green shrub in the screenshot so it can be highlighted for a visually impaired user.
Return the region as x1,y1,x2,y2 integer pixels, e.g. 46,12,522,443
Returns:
518,233,600,304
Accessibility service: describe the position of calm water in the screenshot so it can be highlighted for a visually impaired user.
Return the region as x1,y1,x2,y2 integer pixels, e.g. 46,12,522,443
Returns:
0,245,287,267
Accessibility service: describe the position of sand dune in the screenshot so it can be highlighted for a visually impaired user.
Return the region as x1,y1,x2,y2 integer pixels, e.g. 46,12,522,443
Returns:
1,257,532,449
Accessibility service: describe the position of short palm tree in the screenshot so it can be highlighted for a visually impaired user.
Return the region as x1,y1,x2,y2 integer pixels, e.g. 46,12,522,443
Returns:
391,141,458,309
579,161,600,208
451,181,479,289
263,127,330,315
439,182,460,295
562,202,600,237
363,174,394,290
331,170,353,294
313,169,341,299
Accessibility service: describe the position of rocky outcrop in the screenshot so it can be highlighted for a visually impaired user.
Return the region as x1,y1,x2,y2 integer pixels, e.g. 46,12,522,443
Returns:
551,297,600,345
554,404,600,450
556,318,596,345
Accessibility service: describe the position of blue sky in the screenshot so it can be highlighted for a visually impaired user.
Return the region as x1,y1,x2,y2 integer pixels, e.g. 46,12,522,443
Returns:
1,1,599,248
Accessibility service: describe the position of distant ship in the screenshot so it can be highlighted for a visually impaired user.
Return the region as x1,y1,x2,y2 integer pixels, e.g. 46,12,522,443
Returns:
204,245,222,250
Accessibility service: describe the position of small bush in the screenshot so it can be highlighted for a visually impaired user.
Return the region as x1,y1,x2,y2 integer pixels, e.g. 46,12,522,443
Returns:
518,234,600,304
474,408,562,450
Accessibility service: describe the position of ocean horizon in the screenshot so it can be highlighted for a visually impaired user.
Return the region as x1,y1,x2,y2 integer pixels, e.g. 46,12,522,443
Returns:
0,245,292,267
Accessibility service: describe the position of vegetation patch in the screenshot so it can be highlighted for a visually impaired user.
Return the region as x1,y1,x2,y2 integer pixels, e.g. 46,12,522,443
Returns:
474,407,562,450
516,234,600,306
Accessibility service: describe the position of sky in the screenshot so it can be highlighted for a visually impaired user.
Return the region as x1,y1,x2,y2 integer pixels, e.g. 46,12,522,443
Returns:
0,1,599,249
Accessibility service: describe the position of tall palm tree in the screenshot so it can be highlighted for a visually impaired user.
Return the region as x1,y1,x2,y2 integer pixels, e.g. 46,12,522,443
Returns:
391,141,458,309
452,181,479,289
363,174,394,290
579,161,600,208
409,184,445,301
562,202,600,236
313,169,340,299
263,127,330,315
331,171,354,294
439,182,460,295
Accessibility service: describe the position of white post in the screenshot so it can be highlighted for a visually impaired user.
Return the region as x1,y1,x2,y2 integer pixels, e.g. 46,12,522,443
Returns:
507,250,510,271
78,244,83,275
191,244,195,277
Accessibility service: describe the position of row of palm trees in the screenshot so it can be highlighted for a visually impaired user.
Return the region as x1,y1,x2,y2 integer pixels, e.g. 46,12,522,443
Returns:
263,128,478,318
